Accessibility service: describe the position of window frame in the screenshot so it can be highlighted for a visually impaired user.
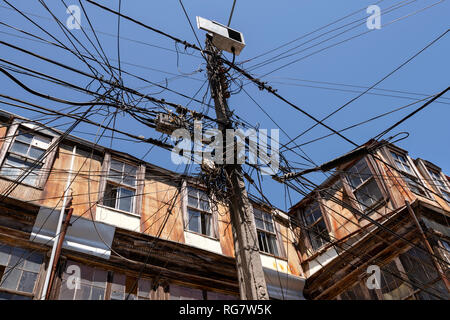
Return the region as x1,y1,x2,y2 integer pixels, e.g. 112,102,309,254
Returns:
56,260,154,300
425,166,450,204
387,149,430,199
0,244,45,300
253,207,280,257
300,198,331,253
109,272,152,300
0,123,57,189
438,238,450,266
183,183,218,239
342,157,387,216
99,154,144,216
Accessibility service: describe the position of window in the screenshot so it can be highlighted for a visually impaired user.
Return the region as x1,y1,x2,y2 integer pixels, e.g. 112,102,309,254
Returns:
399,247,449,300
104,159,137,213
0,244,43,299
169,284,204,300
391,152,413,174
206,291,238,300
438,239,450,265
186,187,213,237
58,261,154,300
339,283,368,300
441,190,450,203
427,168,450,203
110,273,152,300
301,202,330,251
254,208,279,256
0,129,51,186
378,260,412,300
345,158,383,211
58,261,107,300
390,151,427,197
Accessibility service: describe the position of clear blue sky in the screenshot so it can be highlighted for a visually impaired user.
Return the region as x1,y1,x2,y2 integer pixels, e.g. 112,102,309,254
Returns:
0,0,448,211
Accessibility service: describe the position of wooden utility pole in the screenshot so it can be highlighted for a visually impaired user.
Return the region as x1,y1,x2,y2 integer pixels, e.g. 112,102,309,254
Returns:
205,35,269,300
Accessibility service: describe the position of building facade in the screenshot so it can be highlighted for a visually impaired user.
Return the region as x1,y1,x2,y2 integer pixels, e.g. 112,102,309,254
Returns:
290,140,450,300
0,110,304,300
0,110,449,300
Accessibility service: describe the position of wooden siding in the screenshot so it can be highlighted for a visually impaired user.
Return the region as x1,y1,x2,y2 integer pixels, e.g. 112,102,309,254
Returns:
39,146,102,219
217,202,235,257
0,124,7,150
278,221,302,276
140,177,185,243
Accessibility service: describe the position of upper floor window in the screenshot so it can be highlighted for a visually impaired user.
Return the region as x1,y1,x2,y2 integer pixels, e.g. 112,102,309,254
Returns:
427,168,450,203
345,158,383,211
104,159,137,214
390,151,427,197
391,152,413,174
0,129,51,186
186,187,213,237
301,202,330,251
254,208,279,256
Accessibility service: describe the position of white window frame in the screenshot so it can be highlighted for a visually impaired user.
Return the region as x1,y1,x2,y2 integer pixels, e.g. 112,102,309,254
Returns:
103,158,138,215
184,185,215,238
253,207,279,256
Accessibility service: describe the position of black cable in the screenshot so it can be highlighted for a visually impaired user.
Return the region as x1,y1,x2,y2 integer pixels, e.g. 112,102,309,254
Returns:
374,87,450,140
227,0,237,27
280,28,450,151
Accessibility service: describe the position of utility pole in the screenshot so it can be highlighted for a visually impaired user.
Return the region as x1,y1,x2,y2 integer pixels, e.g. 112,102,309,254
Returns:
205,34,269,300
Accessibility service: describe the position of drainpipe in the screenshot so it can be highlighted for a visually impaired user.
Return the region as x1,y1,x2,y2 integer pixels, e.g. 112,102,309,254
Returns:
405,200,450,294
40,145,77,300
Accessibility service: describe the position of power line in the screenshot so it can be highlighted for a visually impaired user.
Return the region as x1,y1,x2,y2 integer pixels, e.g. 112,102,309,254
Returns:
244,0,385,64
85,0,202,51
227,0,237,27
0,4,202,59
280,28,449,151
245,0,415,72
266,80,450,105
374,86,450,140
251,0,443,83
